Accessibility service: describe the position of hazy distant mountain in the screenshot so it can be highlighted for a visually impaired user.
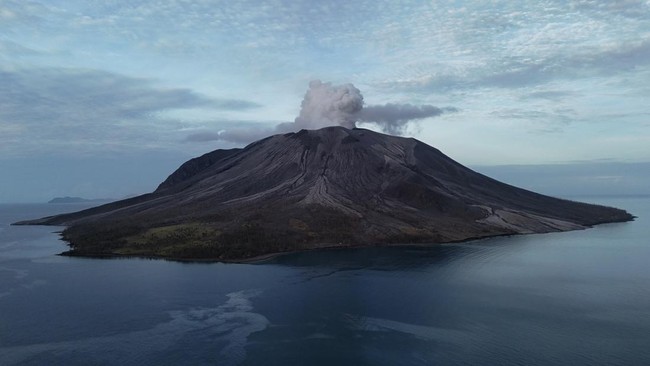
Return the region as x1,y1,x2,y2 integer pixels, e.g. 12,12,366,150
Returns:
48,196,112,204
19,127,633,260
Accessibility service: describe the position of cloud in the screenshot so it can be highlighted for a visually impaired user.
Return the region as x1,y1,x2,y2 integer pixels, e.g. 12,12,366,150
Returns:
190,80,454,144
212,99,261,110
0,40,40,59
520,90,580,101
186,127,273,144
0,67,260,154
489,108,577,134
383,37,650,94
0,67,259,125
569,0,650,19
584,38,650,71
0,0,48,23
359,104,455,135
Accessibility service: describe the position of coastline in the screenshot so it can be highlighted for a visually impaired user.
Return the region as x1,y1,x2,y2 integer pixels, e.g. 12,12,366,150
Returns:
51,215,635,264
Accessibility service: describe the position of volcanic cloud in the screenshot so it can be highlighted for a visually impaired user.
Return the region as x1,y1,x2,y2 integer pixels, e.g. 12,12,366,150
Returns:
187,80,455,144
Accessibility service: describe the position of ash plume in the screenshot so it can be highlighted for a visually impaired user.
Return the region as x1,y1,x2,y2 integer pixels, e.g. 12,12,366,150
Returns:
188,80,455,144
294,80,363,129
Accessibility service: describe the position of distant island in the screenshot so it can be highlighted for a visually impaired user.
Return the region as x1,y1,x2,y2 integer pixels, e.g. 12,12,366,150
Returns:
48,197,113,204
19,127,633,262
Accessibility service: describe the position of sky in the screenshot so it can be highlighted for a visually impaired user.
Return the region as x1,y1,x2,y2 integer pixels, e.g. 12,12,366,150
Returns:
1,0,649,202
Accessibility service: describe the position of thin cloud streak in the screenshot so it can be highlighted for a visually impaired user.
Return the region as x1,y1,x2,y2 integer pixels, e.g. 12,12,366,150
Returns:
186,127,273,145
359,104,456,135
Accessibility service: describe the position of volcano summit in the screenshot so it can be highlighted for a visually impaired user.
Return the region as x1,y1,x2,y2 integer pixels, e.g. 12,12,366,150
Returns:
18,127,633,260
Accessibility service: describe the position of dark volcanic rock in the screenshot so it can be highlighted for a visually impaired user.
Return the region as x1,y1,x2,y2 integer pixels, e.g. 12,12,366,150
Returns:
156,148,241,193
18,127,634,260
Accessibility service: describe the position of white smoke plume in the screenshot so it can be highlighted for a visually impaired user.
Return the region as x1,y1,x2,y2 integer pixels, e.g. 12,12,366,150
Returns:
187,80,455,144
289,80,454,133
294,80,363,129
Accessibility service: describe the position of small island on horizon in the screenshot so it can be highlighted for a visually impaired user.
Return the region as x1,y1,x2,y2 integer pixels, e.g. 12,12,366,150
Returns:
17,127,634,262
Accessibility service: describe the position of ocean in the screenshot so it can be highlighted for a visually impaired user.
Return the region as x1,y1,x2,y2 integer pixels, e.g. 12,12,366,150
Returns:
0,197,648,365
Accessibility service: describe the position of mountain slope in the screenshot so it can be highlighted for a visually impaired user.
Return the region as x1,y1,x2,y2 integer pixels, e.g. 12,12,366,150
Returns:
17,127,633,260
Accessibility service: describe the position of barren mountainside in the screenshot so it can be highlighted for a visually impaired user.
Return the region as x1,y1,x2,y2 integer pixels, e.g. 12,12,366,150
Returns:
18,127,633,260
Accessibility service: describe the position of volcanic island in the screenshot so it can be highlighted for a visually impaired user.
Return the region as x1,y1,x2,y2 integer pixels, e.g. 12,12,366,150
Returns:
16,127,634,261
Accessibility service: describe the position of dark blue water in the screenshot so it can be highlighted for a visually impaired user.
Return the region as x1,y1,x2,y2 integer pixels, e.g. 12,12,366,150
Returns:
1,198,648,365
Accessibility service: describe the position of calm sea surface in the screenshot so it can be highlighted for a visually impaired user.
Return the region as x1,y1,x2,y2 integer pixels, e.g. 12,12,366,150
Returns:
0,197,648,365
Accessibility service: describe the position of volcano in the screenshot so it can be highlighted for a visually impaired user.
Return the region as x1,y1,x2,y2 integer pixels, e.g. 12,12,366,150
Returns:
17,127,633,260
